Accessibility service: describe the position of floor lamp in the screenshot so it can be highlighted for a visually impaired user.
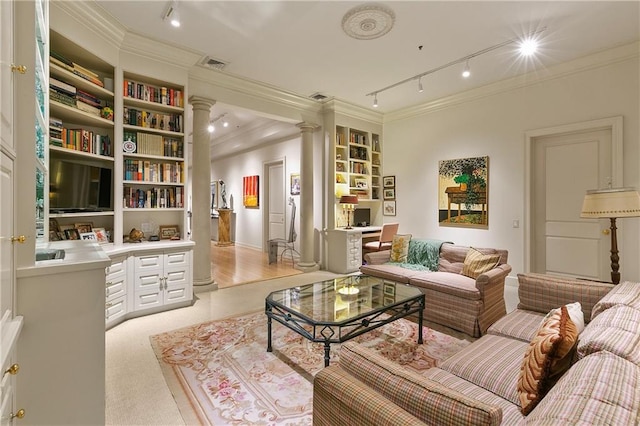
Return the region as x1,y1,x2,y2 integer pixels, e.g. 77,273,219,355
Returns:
581,188,640,284
340,195,359,229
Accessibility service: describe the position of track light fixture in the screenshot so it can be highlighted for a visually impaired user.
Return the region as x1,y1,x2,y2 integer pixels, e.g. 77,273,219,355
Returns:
163,1,181,28
462,60,471,78
207,113,229,133
418,77,424,93
366,27,546,108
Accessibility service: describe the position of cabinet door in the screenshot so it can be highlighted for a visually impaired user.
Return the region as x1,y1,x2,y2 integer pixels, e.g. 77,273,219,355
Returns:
163,250,190,306
133,254,163,310
105,296,127,327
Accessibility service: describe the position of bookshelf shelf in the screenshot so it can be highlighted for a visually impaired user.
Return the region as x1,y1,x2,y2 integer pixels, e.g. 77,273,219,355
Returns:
123,124,183,137
50,63,115,99
50,100,114,128
50,145,114,163
123,180,185,187
123,96,183,113
124,153,184,162
49,211,115,219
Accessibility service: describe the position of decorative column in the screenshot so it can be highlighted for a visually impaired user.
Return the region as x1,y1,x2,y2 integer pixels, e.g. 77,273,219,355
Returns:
296,122,320,272
188,96,216,288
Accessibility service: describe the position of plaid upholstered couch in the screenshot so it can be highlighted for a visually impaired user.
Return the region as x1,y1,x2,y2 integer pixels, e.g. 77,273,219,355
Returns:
361,242,511,337
313,273,640,425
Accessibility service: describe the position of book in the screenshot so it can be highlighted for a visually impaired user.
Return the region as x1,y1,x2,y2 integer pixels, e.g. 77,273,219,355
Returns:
76,100,101,116
50,77,77,95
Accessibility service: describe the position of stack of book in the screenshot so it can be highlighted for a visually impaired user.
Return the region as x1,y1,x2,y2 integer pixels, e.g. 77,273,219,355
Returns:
123,107,182,133
50,51,104,88
76,89,103,117
49,117,63,147
50,77,76,107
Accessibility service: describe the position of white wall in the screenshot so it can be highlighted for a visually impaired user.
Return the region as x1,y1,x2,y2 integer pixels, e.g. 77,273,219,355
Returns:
383,47,640,283
211,136,301,250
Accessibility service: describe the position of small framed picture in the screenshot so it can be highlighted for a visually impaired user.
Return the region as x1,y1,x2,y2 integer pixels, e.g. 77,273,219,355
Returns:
80,231,97,241
159,225,180,240
383,176,395,187
290,173,300,195
383,200,396,216
354,178,368,189
383,188,395,200
64,228,80,240
383,282,396,296
75,222,93,234
49,218,60,232
93,227,109,244
49,230,61,241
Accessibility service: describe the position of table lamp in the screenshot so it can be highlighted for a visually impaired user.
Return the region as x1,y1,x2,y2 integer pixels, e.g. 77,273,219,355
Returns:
339,195,359,229
580,187,640,284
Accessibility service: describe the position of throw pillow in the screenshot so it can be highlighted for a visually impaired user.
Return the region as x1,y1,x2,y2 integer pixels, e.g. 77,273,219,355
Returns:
517,306,578,415
389,234,412,263
541,302,585,334
461,247,500,279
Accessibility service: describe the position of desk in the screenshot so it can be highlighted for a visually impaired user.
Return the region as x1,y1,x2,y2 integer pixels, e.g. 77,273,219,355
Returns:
445,186,487,223
327,226,382,273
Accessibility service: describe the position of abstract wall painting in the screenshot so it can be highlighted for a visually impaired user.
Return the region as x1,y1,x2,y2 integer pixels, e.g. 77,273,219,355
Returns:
243,175,259,208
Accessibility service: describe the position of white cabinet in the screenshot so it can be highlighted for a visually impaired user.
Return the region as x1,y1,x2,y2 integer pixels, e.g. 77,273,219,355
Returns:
133,249,191,312
327,229,363,274
105,255,128,327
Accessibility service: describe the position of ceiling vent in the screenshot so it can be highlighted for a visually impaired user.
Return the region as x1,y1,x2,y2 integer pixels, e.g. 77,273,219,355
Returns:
310,92,329,101
199,56,228,71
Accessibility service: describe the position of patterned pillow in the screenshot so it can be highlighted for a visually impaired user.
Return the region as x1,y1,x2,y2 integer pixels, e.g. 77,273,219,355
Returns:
541,302,585,333
517,306,578,415
389,234,412,263
461,247,500,279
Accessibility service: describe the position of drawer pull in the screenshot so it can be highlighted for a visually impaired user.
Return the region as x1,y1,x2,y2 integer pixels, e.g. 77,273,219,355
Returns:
11,409,25,420
3,364,19,377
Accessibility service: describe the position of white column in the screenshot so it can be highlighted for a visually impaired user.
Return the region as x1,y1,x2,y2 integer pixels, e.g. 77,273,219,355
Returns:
188,96,216,287
296,122,320,272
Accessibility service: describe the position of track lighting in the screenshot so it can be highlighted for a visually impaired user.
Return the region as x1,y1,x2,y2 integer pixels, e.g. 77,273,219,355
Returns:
163,1,181,28
207,123,215,133
222,120,229,128
462,60,471,78
207,112,229,133
366,27,546,108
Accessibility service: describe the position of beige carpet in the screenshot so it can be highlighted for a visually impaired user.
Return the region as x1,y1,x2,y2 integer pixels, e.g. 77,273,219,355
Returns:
150,311,470,425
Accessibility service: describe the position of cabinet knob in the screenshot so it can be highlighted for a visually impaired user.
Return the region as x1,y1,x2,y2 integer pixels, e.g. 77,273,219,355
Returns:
3,364,19,376
10,235,26,243
11,64,27,74
10,409,25,420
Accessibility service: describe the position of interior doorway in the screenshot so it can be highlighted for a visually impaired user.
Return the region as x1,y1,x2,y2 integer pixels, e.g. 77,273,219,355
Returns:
525,117,623,281
263,159,286,251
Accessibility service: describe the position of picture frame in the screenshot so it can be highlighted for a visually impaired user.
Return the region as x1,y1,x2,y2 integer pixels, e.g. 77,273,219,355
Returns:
93,227,109,244
159,225,180,240
438,156,489,229
74,222,93,234
79,231,97,241
354,177,368,189
383,176,395,187
49,230,61,241
383,282,396,296
49,218,60,232
210,181,218,213
243,175,260,208
290,173,300,195
383,188,395,200
383,200,396,216
64,228,80,240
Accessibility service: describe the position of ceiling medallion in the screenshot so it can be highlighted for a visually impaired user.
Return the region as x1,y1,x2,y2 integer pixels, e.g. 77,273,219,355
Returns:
342,3,396,40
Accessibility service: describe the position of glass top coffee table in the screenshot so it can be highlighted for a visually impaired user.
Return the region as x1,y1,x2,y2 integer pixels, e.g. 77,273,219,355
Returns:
265,274,425,367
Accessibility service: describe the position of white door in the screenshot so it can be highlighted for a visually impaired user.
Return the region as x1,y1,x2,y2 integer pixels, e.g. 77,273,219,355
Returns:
267,161,285,241
532,128,612,281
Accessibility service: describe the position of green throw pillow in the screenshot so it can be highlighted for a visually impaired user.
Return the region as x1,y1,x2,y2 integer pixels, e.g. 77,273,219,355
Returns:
389,234,412,263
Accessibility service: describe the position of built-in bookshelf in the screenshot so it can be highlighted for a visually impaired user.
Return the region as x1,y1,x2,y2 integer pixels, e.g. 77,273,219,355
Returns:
334,125,381,202
47,31,116,239
121,72,186,239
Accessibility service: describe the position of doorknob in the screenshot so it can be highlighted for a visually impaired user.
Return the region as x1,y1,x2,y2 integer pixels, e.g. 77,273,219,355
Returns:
11,64,27,74
11,235,26,243
603,229,610,235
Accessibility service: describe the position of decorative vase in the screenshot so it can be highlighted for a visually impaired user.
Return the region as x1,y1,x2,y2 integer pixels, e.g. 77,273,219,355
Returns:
460,183,468,191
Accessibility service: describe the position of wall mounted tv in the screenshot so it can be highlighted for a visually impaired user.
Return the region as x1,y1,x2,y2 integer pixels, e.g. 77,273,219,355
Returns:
49,159,113,214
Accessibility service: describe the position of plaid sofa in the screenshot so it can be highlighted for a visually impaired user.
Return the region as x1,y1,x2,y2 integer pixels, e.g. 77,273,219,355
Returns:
314,273,640,425
361,242,511,337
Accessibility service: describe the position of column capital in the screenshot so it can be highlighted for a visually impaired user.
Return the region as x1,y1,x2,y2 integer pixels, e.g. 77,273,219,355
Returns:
296,122,319,132
188,96,216,110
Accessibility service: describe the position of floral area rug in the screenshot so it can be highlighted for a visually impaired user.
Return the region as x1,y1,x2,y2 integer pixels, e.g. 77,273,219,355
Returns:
150,311,470,425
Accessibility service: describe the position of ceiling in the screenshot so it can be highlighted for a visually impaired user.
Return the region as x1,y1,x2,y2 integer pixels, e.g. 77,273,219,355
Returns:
93,1,640,157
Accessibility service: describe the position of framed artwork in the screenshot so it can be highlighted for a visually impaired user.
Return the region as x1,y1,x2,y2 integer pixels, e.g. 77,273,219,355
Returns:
93,227,109,244
383,188,395,200
383,200,396,216
243,175,259,207
210,181,218,213
64,228,80,240
354,177,368,189
49,218,60,232
159,225,180,240
49,230,61,241
80,231,97,241
75,222,93,234
438,156,489,229
383,282,395,296
290,173,300,195
383,176,395,187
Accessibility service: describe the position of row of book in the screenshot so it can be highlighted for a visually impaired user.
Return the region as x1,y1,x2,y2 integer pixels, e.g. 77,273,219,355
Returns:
123,107,182,133
350,162,369,174
49,117,113,157
123,79,183,108
123,159,184,183
50,51,105,88
123,187,184,209
123,131,183,158
349,132,367,145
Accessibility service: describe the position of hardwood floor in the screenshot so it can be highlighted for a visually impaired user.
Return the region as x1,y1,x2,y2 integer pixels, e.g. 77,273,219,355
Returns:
211,243,302,288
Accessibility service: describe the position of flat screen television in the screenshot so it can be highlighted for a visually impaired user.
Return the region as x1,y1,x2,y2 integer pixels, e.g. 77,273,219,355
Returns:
49,158,113,213
353,208,370,227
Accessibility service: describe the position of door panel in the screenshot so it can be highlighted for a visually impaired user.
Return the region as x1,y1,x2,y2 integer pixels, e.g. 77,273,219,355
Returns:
268,162,285,240
533,129,611,281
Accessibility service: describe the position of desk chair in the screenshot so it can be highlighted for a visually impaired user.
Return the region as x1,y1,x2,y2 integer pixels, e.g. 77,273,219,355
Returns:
363,222,399,254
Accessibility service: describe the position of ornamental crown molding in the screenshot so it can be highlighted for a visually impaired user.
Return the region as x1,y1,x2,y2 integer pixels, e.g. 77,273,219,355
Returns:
323,99,384,125
51,1,126,50
120,32,202,70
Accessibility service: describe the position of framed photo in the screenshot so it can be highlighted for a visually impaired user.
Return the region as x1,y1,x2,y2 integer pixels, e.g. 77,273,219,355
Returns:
79,231,97,241
383,282,396,296
64,228,80,240
438,156,489,229
383,176,395,187
243,175,259,208
49,230,61,241
75,222,93,234
290,173,300,195
93,227,109,244
383,188,395,200
354,177,368,189
210,181,218,213
159,225,180,240
49,218,60,232
383,200,396,216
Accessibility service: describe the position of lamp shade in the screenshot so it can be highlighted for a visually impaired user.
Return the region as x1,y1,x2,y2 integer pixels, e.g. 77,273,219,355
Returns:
339,195,359,205
581,188,640,218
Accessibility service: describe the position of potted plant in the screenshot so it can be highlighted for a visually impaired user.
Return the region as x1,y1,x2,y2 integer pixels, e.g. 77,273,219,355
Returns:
454,174,470,191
